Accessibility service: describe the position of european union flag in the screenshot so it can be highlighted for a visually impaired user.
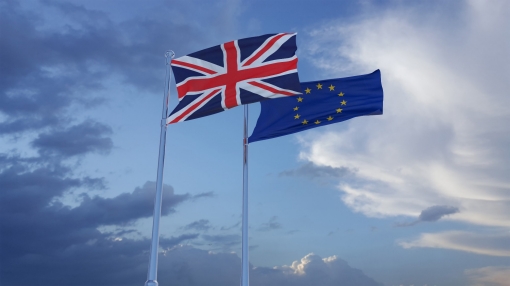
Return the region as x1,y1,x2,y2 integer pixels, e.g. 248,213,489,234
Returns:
249,70,383,143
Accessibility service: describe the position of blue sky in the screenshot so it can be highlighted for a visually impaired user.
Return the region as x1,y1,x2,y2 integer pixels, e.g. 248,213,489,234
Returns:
1,0,509,286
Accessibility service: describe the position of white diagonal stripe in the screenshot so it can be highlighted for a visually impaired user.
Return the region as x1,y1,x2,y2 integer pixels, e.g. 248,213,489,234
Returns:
172,55,224,74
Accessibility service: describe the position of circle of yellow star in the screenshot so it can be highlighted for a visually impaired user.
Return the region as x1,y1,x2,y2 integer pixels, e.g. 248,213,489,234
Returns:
302,119,308,125
294,114,301,119
338,92,344,97
314,119,321,124
316,83,322,89
305,88,311,94
297,97,303,102
327,116,333,121
341,100,347,105
293,106,299,111
336,108,343,113
328,84,335,91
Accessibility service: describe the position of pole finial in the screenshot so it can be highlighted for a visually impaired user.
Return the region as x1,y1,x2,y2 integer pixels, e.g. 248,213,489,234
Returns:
165,50,175,65
165,50,175,59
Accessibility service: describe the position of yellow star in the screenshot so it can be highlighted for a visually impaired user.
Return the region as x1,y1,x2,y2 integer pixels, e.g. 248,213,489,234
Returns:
294,114,301,119
314,119,321,124
305,88,311,94
297,97,303,102
316,83,322,89
293,106,299,111
341,100,347,105
327,116,333,121
336,108,343,113
328,84,335,91
338,92,344,97
302,119,308,125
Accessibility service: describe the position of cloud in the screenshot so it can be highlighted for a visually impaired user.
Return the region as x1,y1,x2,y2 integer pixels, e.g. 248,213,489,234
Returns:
191,191,215,200
31,120,113,157
183,219,212,231
71,181,189,226
258,216,283,232
465,266,510,286
0,157,105,214
0,0,106,134
300,0,510,232
220,221,241,231
419,205,460,222
253,253,383,286
396,205,460,227
0,165,197,285
202,234,241,249
399,231,510,257
0,0,238,135
0,136,197,285
157,248,382,286
279,162,354,179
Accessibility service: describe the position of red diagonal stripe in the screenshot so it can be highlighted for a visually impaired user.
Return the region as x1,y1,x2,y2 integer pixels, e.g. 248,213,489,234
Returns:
248,81,296,96
168,89,221,124
242,33,288,67
171,59,217,75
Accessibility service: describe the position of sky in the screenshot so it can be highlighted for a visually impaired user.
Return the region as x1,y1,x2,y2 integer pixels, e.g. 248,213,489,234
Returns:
1,0,509,286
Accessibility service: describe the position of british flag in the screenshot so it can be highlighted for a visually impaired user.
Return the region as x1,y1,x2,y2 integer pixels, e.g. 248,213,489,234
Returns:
167,33,301,124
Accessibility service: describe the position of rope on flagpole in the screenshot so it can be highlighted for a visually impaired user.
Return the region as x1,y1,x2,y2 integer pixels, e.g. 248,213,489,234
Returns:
241,104,249,286
144,50,175,286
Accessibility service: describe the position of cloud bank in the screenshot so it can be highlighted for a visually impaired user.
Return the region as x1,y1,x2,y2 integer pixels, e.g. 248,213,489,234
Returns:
158,249,382,286
400,231,510,257
465,266,510,286
301,0,510,254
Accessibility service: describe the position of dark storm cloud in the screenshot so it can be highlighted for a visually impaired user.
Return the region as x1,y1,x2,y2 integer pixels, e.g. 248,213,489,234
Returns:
258,216,283,232
0,1,244,283
396,205,460,227
0,139,199,286
0,0,208,134
0,0,106,133
279,162,355,179
0,161,198,286
72,181,189,226
2,233,198,286
32,120,113,157
0,160,105,213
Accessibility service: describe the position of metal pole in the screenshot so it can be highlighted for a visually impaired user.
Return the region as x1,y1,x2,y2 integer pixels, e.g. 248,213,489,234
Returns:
145,50,175,286
241,104,249,286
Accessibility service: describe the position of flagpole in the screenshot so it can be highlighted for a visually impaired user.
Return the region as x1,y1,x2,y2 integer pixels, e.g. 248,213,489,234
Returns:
145,50,175,286
241,104,249,286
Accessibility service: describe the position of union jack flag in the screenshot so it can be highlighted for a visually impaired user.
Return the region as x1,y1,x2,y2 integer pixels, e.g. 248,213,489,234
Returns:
167,33,301,124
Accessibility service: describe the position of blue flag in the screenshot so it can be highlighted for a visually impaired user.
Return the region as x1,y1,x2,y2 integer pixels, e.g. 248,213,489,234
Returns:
249,70,383,143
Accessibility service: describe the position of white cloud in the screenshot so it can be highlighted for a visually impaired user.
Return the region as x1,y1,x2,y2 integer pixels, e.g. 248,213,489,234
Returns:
399,231,510,257
157,246,381,286
465,266,510,286
300,0,509,237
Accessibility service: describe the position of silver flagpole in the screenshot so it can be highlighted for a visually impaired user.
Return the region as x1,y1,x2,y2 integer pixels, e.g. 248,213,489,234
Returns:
241,104,249,286
145,50,175,286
